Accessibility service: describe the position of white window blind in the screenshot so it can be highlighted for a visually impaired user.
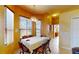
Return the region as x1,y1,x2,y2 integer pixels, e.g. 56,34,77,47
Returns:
20,17,27,38
36,21,41,36
20,17,32,38
4,7,14,45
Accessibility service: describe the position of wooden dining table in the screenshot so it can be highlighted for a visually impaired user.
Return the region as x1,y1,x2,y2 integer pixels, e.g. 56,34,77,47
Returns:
20,36,50,53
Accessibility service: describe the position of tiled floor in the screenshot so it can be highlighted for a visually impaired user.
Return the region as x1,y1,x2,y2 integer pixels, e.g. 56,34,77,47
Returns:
49,38,59,54
16,48,51,54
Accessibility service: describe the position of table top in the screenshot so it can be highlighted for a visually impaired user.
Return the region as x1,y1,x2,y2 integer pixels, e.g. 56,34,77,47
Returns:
20,36,50,52
21,36,49,45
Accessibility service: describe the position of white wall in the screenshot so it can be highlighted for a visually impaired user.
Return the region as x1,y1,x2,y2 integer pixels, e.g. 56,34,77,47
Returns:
71,18,79,48
59,9,79,53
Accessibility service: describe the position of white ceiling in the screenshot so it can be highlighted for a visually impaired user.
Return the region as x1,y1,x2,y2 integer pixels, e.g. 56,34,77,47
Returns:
22,5,54,14
19,5,79,15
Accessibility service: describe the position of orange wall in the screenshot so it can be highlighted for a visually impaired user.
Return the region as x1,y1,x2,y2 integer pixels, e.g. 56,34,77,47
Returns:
52,17,59,24
0,6,5,54
41,20,48,36
32,22,36,36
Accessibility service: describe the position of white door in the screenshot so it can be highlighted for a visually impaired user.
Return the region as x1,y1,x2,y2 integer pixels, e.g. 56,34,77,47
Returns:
71,18,79,48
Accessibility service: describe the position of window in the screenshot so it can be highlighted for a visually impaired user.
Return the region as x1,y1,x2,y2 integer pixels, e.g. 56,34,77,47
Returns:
20,17,32,38
36,21,41,36
47,25,51,33
54,24,59,33
20,17,27,38
26,20,32,36
4,7,14,45
54,24,59,37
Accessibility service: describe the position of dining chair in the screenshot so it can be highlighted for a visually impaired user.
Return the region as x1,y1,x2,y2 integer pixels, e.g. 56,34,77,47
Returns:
33,45,45,54
33,40,51,54
72,47,79,54
22,36,29,39
18,42,30,54
44,40,51,54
